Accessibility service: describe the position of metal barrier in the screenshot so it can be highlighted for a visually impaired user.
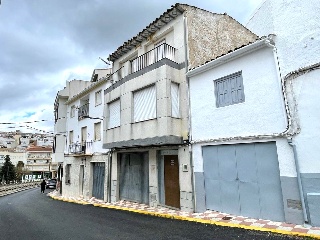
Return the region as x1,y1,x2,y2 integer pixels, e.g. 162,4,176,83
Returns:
0,182,40,197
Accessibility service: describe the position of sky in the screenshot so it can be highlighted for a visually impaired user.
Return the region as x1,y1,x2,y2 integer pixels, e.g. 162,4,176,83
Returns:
0,0,263,134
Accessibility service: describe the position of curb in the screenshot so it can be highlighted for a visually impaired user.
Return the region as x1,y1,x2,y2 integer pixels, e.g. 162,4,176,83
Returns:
49,195,320,239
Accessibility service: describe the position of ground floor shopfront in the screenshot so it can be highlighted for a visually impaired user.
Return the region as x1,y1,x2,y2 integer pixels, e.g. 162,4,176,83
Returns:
109,146,194,212
61,154,110,201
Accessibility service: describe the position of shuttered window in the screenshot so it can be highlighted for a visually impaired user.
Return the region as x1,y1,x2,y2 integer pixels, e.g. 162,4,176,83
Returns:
95,90,102,106
94,122,101,141
69,131,73,144
134,85,156,122
214,71,245,108
108,99,120,129
171,82,180,118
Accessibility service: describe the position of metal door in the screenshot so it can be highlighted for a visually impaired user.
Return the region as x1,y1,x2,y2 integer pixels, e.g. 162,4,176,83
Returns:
164,155,180,208
79,165,84,196
92,162,105,200
119,153,149,204
203,142,285,221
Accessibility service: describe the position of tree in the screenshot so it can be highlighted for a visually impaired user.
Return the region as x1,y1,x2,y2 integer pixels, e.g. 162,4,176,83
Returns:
0,155,16,184
16,161,25,183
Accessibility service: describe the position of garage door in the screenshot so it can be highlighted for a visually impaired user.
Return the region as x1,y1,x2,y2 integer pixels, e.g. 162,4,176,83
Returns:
203,142,285,221
92,162,105,200
119,152,149,204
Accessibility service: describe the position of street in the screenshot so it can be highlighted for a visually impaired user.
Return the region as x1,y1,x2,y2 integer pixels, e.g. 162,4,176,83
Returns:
0,188,312,240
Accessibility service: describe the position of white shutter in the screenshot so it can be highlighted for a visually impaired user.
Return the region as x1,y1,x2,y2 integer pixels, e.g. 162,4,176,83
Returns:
134,85,156,122
108,99,120,129
94,122,101,141
171,83,180,118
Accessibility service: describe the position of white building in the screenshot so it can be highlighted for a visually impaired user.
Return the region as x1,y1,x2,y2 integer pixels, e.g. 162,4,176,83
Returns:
188,37,294,223
246,0,320,227
187,0,320,227
54,68,112,200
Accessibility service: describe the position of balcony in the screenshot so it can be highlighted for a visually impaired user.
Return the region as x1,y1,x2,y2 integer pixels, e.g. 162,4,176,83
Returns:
116,43,176,81
78,103,89,120
131,43,175,73
68,141,93,155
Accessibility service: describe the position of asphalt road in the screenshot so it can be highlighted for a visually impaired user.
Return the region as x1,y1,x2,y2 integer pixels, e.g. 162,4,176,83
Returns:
0,188,311,240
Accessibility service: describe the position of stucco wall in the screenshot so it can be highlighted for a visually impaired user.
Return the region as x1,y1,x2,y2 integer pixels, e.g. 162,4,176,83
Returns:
246,0,320,76
66,83,108,154
291,70,320,173
189,46,287,140
185,7,257,70
62,155,109,200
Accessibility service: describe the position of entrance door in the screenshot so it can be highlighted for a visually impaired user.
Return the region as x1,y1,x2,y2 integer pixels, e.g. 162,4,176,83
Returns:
92,162,105,200
79,165,84,196
164,155,180,208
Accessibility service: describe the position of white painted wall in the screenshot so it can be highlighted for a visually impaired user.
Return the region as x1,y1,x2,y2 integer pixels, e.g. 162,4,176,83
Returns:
66,83,109,155
246,0,320,76
189,46,287,141
246,0,320,175
291,70,320,173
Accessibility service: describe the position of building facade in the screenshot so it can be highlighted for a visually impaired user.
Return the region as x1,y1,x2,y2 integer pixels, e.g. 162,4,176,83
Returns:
246,0,320,227
54,69,112,200
25,146,53,180
102,3,257,211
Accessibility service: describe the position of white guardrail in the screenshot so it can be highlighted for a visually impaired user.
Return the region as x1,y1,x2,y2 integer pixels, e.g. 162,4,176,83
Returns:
0,182,40,197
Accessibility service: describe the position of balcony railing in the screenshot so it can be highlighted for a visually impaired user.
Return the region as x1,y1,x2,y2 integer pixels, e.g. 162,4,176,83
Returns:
78,103,89,120
131,43,176,74
68,141,92,155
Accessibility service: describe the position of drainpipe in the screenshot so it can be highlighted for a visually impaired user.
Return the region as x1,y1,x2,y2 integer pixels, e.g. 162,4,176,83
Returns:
107,150,112,203
287,138,309,223
183,13,196,212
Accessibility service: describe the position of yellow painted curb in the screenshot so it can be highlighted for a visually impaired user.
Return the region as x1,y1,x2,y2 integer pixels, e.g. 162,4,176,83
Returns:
49,194,320,239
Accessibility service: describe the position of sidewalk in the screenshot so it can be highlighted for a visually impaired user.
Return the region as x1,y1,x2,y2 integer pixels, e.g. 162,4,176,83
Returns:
48,190,320,239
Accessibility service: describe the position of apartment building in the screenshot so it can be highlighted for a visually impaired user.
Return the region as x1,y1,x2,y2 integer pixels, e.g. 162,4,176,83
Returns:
54,69,112,200
102,3,257,211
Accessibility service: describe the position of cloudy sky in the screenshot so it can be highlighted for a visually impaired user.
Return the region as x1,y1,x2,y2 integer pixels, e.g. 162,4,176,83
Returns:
0,0,263,134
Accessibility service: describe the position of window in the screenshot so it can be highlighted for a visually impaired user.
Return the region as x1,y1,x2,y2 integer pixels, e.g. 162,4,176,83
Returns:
214,71,245,108
94,122,101,141
69,131,73,144
171,82,180,118
133,85,156,122
81,127,87,143
70,105,76,118
65,164,71,184
95,90,102,106
108,99,120,129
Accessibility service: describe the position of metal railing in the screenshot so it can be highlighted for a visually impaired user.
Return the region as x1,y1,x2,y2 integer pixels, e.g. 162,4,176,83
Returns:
68,141,93,155
78,103,89,120
131,43,176,74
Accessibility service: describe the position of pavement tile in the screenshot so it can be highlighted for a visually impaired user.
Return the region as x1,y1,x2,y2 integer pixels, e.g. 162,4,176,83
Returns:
291,228,309,233
276,226,294,231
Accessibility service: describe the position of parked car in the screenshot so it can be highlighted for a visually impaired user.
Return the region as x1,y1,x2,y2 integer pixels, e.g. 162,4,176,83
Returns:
46,179,57,189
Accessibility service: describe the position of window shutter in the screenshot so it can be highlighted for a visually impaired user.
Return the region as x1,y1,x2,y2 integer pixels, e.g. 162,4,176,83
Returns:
134,85,156,122
171,83,180,118
108,99,121,129
215,71,244,108
94,122,101,141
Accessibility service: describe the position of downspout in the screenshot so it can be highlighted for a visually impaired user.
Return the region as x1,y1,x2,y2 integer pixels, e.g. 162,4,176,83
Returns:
107,150,112,203
183,13,196,212
287,139,309,223
272,39,308,223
